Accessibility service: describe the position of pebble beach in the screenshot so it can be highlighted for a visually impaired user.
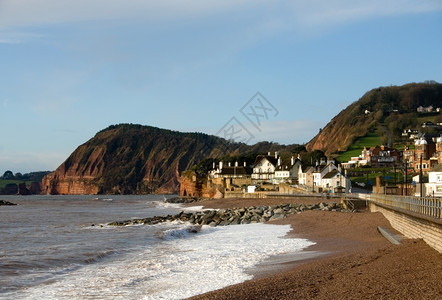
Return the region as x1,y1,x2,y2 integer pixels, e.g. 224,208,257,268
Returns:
186,197,442,300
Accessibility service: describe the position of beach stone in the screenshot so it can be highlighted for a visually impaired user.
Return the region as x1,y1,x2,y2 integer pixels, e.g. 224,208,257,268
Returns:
250,215,260,223
273,208,285,215
263,210,273,218
241,218,251,224
229,216,241,224
270,214,284,220
219,220,230,226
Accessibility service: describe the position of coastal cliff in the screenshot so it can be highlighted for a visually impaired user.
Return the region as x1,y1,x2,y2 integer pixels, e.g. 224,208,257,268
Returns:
42,124,225,194
42,124,301,195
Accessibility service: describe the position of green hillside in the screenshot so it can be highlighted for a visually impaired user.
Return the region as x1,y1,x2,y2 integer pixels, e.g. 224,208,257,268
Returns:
337,133,381,162
307,82,442,157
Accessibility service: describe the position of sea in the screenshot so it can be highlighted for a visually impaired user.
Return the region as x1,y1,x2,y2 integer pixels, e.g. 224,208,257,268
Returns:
0,195,315,300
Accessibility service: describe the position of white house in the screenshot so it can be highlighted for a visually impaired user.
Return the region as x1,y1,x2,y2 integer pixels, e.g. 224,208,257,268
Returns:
425,164,442,197
321,169,351,194
298,165,314,186
252,152,279,182
312,161,337,188
274,156,302,184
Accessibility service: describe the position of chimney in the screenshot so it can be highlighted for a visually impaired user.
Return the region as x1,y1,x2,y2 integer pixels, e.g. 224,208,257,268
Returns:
235,161,238,167
291,156,294,165
268,152,271,156
277,157,281,166
243,161,246,167
219,161,223,170
213,161,215,170
275,152,279,159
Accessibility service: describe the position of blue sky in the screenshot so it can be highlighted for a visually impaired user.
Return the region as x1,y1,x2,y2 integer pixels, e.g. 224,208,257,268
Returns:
1,0,442,173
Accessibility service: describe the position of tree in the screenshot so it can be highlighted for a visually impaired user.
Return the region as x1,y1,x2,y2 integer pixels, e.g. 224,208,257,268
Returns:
2,170,14,180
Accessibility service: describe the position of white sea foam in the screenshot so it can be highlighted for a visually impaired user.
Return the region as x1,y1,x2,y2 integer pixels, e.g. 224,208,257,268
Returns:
14,223,315,300
182,205,205,211
153,200,182,210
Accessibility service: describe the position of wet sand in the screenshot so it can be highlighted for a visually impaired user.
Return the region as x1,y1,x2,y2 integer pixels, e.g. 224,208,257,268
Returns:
186,197,442,300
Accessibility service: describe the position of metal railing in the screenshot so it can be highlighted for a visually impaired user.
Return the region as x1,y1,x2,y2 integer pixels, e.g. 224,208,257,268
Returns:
364,194,442,219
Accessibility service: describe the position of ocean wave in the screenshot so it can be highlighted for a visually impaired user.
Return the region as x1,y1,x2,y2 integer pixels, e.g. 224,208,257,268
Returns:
161,224,207,240
83,250,117,264
153,201,182,210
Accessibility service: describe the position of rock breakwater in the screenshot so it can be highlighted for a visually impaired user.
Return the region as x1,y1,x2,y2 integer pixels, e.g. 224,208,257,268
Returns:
108,202,345,227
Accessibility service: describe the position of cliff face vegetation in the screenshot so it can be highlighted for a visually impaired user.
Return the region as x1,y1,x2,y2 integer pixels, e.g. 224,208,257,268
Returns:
306,82,442,157
42,124,300,195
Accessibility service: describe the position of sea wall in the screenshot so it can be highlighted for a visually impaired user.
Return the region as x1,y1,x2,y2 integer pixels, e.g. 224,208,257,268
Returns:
369,202,442,253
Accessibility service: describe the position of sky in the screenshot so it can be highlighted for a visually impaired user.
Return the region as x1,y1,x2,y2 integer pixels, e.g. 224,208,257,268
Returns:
1,0,442,173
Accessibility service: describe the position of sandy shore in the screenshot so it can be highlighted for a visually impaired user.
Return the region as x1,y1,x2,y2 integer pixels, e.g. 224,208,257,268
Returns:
186,197,442,300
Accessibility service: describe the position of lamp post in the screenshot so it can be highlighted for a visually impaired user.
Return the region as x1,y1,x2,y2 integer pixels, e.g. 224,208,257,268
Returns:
420,155,423,198
404,160,408,196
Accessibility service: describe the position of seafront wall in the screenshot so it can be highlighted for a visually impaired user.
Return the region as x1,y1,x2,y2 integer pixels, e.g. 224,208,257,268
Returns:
368,198,442,253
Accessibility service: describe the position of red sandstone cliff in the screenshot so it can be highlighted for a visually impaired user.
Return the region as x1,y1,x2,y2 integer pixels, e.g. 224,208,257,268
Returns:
41,124,302,195
41,124,237,195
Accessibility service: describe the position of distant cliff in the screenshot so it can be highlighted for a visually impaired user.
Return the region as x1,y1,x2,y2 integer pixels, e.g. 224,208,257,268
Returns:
306,82,442,156
42,124,300,195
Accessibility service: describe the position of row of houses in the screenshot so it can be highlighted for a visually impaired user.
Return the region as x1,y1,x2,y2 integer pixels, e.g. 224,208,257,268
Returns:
209,152,351,194
342,134,442,172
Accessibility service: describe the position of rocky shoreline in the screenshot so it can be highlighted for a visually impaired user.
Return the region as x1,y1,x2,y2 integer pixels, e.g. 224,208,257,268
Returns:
108,200,348,227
